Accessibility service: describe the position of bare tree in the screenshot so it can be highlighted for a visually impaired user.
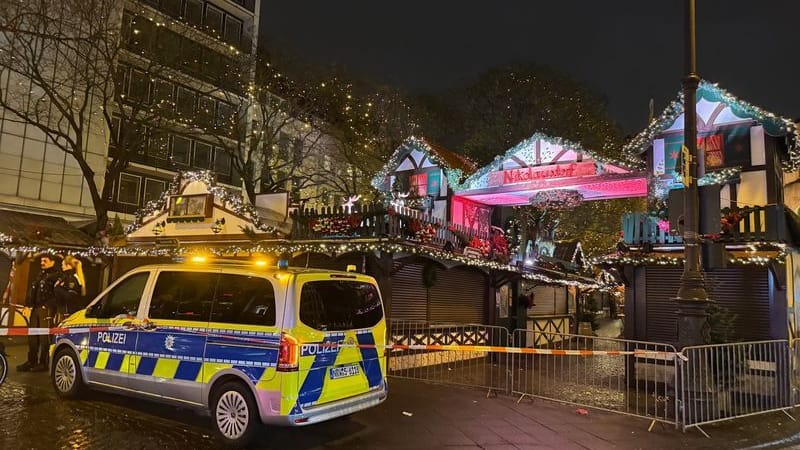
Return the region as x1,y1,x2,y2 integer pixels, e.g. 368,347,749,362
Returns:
196,53,335,204
311,81,418,201
0,0,247,231
0,0,115,230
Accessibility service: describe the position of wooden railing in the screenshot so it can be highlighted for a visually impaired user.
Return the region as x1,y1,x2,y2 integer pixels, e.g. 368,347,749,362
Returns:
289,202,490,251
623,205,794,245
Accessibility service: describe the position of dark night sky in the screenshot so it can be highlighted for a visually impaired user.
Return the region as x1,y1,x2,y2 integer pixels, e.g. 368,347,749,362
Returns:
260,1,799,134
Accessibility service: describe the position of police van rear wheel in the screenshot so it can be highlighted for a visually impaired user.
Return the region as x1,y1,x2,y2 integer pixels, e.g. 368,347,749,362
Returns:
51,348,83,398
211,381,259,448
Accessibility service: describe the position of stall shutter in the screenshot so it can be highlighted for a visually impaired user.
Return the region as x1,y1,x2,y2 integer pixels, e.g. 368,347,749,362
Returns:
645,266,682,342
429,267,487,324
705,267,770,341
645,266,772,343
390,262,427,322
528,286,567,316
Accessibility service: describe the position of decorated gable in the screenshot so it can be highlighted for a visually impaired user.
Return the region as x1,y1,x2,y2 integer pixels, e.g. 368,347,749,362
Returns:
372,136,477,195
456,133,643,205
126,171,278,244
627,80,800,210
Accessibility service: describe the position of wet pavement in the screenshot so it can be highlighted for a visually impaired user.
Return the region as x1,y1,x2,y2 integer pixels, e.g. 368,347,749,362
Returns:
3,339,800,449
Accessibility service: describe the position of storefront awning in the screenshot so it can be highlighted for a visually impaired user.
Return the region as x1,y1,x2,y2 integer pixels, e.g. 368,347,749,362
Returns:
0,209,95,248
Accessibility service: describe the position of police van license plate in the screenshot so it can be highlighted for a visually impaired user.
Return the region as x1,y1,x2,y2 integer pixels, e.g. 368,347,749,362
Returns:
330,363,359,379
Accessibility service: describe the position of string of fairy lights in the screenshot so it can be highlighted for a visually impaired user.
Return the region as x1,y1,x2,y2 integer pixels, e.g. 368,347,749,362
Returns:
371,136,477,192
622,80,800,171
592,243,788,267
125,170,276,235
460,132,643,192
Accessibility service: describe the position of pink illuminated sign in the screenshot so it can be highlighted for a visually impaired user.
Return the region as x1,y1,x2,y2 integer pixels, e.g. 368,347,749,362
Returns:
491,162,596,186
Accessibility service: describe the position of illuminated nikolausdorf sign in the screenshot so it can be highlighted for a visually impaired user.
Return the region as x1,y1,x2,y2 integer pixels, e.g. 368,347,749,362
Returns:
491,162,597,186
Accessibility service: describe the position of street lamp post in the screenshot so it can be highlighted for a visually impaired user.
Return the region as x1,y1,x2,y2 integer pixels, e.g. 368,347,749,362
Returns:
675,0,710,349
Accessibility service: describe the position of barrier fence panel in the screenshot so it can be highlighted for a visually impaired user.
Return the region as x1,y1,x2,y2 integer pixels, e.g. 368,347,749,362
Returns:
388,320,511,394
681,340,793,434
511,329,679,427
793,339,800,408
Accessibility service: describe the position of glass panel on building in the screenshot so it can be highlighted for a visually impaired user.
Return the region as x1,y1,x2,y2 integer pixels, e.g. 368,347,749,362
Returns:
198,96,216,128
161,0,182,17
118,173,141,206
153,79,174,109
224,15,242,46
193,142,212,169
149,131,170,160
176,86,196,117
128,69,150,104
144,178,166,204
214,148,231,174
204,4,224,35
171,135,192,165
185,0,203,25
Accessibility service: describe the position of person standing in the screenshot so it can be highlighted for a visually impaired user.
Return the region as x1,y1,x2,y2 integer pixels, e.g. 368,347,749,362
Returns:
54,255,86,321
17,253,61,372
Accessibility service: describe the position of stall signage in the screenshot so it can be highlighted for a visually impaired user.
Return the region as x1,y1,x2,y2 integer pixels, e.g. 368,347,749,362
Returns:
492,162,596,186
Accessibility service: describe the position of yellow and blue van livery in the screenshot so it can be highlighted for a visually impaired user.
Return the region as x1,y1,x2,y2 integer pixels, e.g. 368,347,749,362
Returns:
50,261,388,447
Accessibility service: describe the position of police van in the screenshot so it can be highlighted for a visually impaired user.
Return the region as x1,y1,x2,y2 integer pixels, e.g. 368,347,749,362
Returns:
50,258,388,447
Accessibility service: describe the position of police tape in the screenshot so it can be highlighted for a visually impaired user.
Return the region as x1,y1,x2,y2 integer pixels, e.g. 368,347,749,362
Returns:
0,327,686,360
306,342,686,360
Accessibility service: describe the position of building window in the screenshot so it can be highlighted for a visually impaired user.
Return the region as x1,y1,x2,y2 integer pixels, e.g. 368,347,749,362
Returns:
109,116,121,145
185,0,203,25
214,148,231,174
128,69,150,104
204,4,224,35
197,96,216,128
152,79,174,109
176,87,196,117
224,15,242,45
149,131,170,160
144,178,166,204
161,0,182,17
118,173,141,206
171,135,191,165
193,142,212,169
409,173,428,197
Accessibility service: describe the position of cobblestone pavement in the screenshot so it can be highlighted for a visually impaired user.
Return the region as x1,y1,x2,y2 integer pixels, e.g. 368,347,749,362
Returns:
3,340,800,449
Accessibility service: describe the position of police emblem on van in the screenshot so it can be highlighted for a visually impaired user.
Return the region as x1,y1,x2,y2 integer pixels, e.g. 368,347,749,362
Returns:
164,334,176,352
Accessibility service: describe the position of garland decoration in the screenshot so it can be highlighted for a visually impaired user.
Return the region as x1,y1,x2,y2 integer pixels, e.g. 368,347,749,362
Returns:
125,171,276,235
410,219,437,244
623,80,799,171
529,190,584,210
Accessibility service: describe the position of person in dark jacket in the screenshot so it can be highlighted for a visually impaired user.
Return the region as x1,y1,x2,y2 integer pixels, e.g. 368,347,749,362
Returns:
54,255,86,320
17,253,62,372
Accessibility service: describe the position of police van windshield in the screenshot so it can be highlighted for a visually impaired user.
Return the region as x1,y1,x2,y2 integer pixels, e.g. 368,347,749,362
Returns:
299,281,382,331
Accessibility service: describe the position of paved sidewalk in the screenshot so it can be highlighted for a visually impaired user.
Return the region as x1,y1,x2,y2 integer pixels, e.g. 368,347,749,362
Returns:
2,339,800,449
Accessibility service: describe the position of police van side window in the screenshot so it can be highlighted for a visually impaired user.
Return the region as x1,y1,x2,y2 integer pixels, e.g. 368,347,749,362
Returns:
86,272,149,319
299,281,382,331
210,274,276,326
149,271,218,322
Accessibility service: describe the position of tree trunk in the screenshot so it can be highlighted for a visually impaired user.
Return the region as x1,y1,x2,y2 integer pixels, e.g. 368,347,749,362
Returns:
73,152,108,234
243,176,257,204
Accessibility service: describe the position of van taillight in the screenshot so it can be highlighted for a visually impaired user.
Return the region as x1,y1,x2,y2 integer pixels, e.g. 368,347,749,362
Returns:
278,332,299,372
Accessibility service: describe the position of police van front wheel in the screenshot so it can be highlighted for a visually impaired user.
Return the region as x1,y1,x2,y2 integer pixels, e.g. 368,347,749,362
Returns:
211,381,259,448
51,348,83,398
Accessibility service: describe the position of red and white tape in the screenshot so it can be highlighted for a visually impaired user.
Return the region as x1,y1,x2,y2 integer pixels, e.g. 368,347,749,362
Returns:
0,327,684,360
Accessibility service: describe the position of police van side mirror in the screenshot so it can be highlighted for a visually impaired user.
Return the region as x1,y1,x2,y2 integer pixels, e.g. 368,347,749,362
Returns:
85,302,102,318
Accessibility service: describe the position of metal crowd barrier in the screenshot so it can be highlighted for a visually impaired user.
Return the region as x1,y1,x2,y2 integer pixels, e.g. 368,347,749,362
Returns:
385,320,800,434
680,340,793,436
511,329,679,428
387,320,511,395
